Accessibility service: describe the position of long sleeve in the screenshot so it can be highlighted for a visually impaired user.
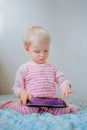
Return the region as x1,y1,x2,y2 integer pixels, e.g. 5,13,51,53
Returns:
12,65,26,97
54,67,71,90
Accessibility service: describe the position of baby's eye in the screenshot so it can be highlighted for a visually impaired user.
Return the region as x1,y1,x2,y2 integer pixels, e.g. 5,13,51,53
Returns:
44,50,48,52
34,50,40,53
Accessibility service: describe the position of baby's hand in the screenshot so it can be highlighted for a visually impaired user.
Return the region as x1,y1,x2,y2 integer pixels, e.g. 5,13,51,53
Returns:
61,84,74,100
18,90,28,105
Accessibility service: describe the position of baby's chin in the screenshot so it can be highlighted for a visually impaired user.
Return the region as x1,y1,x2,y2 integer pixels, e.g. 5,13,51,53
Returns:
36,60,47,64
31,60,47,64
38,60,47,64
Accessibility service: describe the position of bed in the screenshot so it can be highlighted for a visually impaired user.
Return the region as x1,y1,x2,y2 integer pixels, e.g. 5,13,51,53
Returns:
0,94,87,130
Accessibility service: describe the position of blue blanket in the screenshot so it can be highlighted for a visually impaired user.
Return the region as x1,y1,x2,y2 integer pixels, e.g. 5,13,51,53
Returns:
0,95,87,130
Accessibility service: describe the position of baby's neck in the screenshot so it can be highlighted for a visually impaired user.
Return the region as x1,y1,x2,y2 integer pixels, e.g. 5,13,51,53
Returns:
29,60,48,65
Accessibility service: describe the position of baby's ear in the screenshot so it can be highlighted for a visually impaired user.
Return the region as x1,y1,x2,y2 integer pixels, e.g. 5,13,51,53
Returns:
24,45,29,51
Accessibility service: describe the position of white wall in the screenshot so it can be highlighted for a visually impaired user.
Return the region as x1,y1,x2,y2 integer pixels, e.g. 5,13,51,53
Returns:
0,0,87,102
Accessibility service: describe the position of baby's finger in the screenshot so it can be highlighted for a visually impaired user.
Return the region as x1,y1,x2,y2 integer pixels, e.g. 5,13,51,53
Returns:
61,92,66,100
18,98,22,105
67,89,75,94
22,98,27,105
65,92,69,98
63,91,69,99
28,94,32,99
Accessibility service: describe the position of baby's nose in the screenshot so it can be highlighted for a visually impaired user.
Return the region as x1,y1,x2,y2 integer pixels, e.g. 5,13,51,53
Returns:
40,52,44,57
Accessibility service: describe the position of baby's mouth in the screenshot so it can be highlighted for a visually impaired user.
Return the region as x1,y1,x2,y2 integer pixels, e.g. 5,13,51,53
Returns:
39,59,45,61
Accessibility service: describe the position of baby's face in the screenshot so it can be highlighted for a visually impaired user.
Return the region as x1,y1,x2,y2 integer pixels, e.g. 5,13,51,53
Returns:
29,41,50,64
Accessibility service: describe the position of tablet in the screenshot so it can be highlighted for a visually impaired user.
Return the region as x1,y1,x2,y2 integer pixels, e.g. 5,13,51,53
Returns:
26,98,67,108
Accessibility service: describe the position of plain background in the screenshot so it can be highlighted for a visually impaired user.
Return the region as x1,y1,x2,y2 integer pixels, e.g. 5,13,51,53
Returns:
0,0,87,102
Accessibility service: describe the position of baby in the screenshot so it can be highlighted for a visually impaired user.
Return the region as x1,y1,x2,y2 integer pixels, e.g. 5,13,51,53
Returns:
0,26,79,115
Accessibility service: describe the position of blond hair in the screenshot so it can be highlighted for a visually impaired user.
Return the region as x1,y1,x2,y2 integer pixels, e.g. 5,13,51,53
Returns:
23,25,51,46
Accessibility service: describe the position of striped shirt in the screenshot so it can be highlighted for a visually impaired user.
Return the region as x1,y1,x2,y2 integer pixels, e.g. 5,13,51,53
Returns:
13,62,71,98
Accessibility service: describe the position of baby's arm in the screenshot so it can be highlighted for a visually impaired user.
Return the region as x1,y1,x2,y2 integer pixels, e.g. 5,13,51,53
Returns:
12,65,29,105
55,67,74,100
